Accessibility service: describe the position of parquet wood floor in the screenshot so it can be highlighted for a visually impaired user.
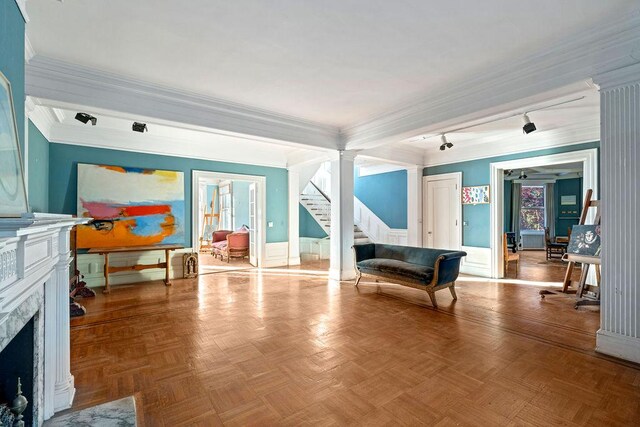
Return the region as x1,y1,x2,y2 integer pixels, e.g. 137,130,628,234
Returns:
70,259,640,426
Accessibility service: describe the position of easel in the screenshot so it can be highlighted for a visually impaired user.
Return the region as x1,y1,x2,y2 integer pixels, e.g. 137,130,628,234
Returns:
199,187,220,252
540,189,601,307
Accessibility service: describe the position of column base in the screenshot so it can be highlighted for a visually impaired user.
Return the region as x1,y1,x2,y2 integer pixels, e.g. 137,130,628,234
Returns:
288,256,301,266
596,329,640,364
329,267,357,281
54,375,75,412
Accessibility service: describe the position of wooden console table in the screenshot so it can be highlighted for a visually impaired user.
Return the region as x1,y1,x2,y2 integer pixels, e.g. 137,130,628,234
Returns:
87,244,183,293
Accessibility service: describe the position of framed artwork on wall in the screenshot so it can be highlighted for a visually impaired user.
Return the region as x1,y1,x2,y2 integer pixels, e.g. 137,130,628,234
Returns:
76,163,185,249
462,185,490,205
0,71,29,216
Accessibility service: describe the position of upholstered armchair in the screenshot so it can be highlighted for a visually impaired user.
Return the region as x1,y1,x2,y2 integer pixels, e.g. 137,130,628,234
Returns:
211,230,250,262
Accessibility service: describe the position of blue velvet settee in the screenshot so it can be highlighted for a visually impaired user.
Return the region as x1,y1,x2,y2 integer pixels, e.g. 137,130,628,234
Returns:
353,243,467,308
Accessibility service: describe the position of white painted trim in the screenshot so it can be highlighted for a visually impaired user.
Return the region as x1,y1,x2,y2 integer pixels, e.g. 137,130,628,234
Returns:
459,246,491,278
263,242,289,268
489,148,598,278
596,330,640,364
299,237,330,260
26,56,340,150
406,166,423,247
422,172,462,249
25,34,35,62
287,169,301,265
13,0,28,22
356,163,406,177
77,248,192,288
354,196,407,245
192,171,267,268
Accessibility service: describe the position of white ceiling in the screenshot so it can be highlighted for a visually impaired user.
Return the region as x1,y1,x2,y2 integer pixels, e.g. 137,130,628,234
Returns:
26,0,637,128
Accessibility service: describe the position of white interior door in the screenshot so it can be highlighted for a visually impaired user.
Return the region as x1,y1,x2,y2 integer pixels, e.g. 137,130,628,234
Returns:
424,176,461,249
249,182,257,266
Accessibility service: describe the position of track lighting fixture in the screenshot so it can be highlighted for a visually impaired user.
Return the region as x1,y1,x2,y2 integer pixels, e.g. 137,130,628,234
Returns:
439,134,453,151
132,122,148,133
522,114,536,134
504,169,514,177
75,112,97,126
519,170,528,180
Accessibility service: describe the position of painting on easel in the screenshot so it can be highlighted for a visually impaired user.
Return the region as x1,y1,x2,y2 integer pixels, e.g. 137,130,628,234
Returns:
567,225,601,257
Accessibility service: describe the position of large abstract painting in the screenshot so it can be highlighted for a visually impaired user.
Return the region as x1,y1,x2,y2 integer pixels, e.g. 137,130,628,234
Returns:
77,164,185,249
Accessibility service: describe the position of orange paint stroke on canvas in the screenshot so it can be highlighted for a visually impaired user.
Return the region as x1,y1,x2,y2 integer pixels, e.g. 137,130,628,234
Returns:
77,215,176,248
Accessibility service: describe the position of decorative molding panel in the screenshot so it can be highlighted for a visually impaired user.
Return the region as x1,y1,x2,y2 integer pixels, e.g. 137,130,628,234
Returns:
77,248,191,288
354,197,407,245
263,242,289,268
299,237,330,260
459,246,491,278
25,56,340,150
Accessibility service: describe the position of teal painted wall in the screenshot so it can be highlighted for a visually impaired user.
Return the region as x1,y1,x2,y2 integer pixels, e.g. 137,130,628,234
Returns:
0,0,25,157
233,180,250,229
354,169,407,229
27,121,49,212
555,178,582,236
424,142,599,248
299,204,327,238
48,143,288,245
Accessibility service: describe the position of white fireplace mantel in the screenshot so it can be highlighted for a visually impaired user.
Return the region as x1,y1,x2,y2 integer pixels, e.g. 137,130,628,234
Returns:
0,213,88,425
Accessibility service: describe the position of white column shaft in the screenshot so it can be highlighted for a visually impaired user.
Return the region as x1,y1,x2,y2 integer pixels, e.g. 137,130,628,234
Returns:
288,169,301,265
594,63,640,363
406,167,423,247
329,151,356,280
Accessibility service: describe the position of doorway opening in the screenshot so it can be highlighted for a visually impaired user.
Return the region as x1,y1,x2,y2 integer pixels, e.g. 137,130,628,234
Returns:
490,148,598,280
192,171,266,273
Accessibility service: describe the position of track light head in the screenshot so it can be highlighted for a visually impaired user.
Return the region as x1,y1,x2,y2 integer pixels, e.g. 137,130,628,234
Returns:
75,112,97,126
439,144,446,151
519,170,528,180
132,122,148,133
439,134,453,150
522,114,536,134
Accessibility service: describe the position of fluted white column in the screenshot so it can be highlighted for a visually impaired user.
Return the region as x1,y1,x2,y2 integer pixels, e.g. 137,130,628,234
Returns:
594,63,640,363
288,168,301,265
329,150,356,280
48,226,75,412
406,166,423,247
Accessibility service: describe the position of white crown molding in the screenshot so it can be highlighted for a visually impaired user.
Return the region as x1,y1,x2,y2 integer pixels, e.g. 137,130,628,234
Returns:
14,0,29,22
342,11,640,150
357,145,425,167
24,35,35,62
423,123,600,168
593,61,640,90
25,56,341,151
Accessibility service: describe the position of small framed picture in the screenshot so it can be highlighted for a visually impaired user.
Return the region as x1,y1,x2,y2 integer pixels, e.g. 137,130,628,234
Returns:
0,72,29,216
462,185,490,205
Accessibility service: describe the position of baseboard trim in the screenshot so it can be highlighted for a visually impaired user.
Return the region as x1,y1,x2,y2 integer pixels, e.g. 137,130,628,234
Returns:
460,246,491,278
596,329,640,364
263,242,289,268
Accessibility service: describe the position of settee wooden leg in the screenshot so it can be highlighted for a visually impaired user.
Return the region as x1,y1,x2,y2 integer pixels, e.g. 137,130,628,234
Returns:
355,274,361,287
449,283,457,300
427,290,438,308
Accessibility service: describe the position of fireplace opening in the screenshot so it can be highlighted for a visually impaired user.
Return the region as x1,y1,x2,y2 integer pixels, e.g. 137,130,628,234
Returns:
0,317,34,426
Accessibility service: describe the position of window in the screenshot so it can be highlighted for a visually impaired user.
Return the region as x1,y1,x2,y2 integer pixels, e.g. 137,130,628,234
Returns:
520,185,545,230
219,183,232,230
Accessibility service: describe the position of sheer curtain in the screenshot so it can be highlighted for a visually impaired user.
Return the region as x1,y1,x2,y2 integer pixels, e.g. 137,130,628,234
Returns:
511,183,522,248
545,183,555,237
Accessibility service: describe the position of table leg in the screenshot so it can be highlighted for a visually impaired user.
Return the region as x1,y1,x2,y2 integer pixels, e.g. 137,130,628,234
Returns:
103,253,110,294
165,249,172,286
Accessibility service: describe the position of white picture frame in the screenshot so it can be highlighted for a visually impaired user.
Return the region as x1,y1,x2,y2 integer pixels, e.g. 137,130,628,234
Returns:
0,71,29,216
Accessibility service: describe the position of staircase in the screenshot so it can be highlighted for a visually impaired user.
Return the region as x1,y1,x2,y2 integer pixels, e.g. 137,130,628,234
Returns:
300,181,370,244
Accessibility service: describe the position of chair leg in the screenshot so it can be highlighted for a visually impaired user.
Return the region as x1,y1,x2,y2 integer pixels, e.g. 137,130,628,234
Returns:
426,290,438,308
355,273,361,287
449,283,457,300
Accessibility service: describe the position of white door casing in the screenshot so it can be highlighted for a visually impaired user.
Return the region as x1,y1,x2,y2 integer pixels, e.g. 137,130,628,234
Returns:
249,182,257,266
423,173,462,250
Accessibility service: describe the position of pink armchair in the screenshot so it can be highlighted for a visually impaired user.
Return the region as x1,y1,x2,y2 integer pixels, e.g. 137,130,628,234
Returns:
211,230,250,262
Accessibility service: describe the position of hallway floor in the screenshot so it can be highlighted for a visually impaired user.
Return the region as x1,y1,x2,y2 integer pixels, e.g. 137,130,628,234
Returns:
67,260,637,426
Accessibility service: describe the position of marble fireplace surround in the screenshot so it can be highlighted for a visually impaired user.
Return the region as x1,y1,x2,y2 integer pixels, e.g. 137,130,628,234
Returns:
0,214,87,425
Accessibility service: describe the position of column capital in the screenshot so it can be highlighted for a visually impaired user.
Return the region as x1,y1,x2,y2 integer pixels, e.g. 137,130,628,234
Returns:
594,62,640,91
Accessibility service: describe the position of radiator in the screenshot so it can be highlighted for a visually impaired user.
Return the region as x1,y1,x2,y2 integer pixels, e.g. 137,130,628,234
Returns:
521,233,545,249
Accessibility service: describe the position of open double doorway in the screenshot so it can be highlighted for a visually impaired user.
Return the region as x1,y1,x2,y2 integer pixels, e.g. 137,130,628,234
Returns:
192,170,266,272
